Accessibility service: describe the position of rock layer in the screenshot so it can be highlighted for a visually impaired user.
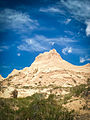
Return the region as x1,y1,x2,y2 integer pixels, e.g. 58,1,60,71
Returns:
0,49,90,98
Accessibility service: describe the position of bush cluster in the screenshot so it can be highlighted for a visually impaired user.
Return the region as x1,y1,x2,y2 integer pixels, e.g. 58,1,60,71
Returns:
0,93,74,120
70,84,86,97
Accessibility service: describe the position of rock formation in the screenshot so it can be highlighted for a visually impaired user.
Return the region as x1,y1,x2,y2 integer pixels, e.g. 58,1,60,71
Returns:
0,49,90,98
0,75,3,81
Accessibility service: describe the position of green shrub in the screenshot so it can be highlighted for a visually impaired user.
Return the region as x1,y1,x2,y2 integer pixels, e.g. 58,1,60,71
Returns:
26,95,74,120
22,86,30,89
87,78,90,85
30,93,44,101
70,84,86,97
64,94,72,104
0,99,14,120
0,93,75,120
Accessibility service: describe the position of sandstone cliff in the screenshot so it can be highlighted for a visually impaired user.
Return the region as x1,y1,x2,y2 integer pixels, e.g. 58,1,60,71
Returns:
0,49,90,98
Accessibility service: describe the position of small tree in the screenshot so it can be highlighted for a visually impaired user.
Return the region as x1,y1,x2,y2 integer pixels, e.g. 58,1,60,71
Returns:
12,89,18,98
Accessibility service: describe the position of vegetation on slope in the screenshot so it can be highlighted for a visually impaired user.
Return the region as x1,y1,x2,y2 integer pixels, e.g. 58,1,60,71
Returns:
0,78,90,120
0,93,74,120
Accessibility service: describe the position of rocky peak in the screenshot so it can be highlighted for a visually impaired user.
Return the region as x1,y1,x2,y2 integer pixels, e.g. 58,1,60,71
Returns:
0,49,90,98
35,49,62,62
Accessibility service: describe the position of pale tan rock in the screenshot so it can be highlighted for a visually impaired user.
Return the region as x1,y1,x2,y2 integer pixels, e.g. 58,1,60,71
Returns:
0,49,90,98
0,75,3,81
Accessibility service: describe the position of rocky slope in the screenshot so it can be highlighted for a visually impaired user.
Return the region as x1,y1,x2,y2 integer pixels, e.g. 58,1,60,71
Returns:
0,75,3,81
0,49,90,98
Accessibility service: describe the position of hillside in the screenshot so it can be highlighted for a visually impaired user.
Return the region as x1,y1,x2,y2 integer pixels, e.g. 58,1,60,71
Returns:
0,49,90,120
0,49,90,98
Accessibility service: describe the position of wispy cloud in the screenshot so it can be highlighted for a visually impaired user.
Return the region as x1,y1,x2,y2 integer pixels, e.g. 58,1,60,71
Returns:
0,9,39,33
61,0,90,36
62,47,90,56
72,47,90,55
80,56,90,63
17,35,75,52
40,7,64,14
17,35,48,52
62,47,72,55
0,45,9,52
64,19,71,24
64,31,74,36
49,42,55,46
61,0,90,20
85,21,90,36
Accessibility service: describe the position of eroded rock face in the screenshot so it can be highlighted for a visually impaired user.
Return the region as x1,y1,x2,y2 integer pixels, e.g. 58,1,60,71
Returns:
0,49,90,98
0,75,3,80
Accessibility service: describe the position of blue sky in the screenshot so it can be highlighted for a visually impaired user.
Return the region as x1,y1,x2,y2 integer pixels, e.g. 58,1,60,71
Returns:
0,0,90,78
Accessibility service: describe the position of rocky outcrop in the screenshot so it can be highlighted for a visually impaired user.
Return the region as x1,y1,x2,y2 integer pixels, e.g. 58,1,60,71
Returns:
0,75,3,80
0,49,90,98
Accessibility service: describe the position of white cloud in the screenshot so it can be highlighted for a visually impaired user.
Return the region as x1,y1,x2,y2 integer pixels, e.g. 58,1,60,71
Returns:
62,47,72,55
40,7,64,14
85,21,90,36
0,45,9,49
17,53,21,56
80,57,85,63
61,0,90,20
0,45,9,52
61,0,90,36
49,42,55,46
1,65,10,69
64,19,71,24
17,36,48,52
80,56,90,63
64,31,74,35
17,35,75,52
70,47,90,55
0,9,39,33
